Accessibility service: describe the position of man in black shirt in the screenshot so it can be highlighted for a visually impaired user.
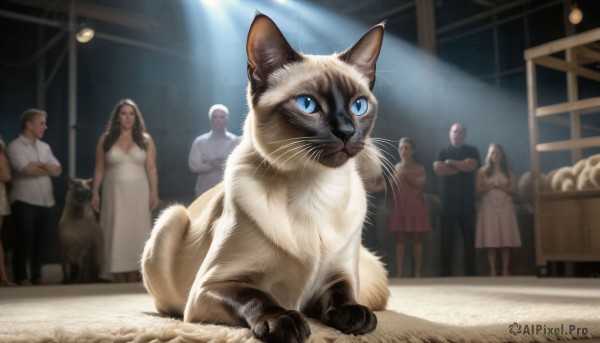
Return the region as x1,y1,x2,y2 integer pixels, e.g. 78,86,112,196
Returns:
433,123,480,276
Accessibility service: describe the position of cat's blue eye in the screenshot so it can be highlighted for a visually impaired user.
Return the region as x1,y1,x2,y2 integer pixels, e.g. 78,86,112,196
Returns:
351,98,368,116
295,96,318,114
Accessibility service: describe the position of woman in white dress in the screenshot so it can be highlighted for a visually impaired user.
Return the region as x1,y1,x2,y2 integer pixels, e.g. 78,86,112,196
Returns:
92,99,159,283
475,143,521,277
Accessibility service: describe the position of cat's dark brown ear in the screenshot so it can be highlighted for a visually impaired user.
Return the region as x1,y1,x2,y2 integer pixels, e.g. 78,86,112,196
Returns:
246,13,301,94
339,23,385,90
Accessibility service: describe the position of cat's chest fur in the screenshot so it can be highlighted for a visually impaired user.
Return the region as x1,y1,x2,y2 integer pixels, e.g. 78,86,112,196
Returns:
287,165,365,251
229,144,367,262
221,150,366,309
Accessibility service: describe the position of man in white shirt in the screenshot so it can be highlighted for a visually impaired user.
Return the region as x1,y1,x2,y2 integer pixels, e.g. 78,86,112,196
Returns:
188,104,239,198
7,108,62,285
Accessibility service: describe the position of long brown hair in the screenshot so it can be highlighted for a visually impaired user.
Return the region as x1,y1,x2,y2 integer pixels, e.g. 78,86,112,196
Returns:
102,99,147,152
398,137,415,162
482,143,509,178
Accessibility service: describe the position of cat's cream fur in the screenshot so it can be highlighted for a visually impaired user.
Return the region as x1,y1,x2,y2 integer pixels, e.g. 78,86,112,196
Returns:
142,14,388,343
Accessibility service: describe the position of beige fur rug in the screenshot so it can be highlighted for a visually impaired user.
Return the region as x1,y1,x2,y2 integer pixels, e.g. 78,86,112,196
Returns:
1,277,599,343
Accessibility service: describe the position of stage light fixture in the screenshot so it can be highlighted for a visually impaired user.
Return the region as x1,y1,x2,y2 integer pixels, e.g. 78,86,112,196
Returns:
76,22,95,43
568,2,583,25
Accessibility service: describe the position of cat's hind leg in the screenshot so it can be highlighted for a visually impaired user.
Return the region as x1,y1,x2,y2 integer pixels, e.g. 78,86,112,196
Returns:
141,204,191,316
358,246,390,310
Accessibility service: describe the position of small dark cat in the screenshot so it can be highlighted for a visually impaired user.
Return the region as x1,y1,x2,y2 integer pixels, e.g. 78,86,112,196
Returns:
142,14,389,343
59,178,104,284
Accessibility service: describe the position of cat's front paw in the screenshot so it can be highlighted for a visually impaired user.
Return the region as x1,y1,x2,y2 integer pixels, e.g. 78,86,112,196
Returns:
326,304,377,335
251,309,311,343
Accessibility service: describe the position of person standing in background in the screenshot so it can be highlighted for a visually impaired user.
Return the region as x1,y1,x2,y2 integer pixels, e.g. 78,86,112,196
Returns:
7,109,62,286
92,99,159,283
433,123,480,276
475,143,521,276
0,135,15,286
389,137,431,278
188,104,239,198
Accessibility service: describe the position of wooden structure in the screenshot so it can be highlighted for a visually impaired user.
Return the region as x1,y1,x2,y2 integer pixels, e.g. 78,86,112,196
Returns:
524,28,600,276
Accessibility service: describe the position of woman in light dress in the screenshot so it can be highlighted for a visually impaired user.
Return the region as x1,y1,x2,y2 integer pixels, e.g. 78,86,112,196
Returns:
388,137,431,278
92,99,159,283
475,143,521,276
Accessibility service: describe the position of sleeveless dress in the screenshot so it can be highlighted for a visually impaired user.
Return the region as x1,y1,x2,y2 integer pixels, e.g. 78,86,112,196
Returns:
101,145,152,274
475,172,521,248
389,181,431,233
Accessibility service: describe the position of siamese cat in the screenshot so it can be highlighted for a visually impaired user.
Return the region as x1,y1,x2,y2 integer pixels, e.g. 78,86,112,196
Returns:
142,14,389,343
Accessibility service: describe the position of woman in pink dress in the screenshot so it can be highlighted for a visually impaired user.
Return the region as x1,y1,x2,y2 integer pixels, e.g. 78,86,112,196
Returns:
475,143,521,276
389,137,431,278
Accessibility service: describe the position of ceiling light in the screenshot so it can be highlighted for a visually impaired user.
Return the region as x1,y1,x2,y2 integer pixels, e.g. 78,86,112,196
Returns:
569,4,583,25
76,24,95,43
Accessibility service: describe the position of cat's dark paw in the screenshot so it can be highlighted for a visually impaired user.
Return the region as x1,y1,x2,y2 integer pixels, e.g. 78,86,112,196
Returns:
251,309,311,343
326,304,377,335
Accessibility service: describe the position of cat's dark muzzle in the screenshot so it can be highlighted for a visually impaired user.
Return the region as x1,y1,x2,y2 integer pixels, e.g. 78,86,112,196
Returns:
73,187,92,203
320,142,362,168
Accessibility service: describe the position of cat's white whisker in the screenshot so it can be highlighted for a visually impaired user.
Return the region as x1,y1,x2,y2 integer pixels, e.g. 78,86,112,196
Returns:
301,147,322,175
361,143,399,206
267,137,314,145
276,143,314,172
253,138,312,177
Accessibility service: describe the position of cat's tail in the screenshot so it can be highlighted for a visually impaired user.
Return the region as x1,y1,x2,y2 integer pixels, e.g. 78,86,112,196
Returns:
141,204,191,317
358,246,390,311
